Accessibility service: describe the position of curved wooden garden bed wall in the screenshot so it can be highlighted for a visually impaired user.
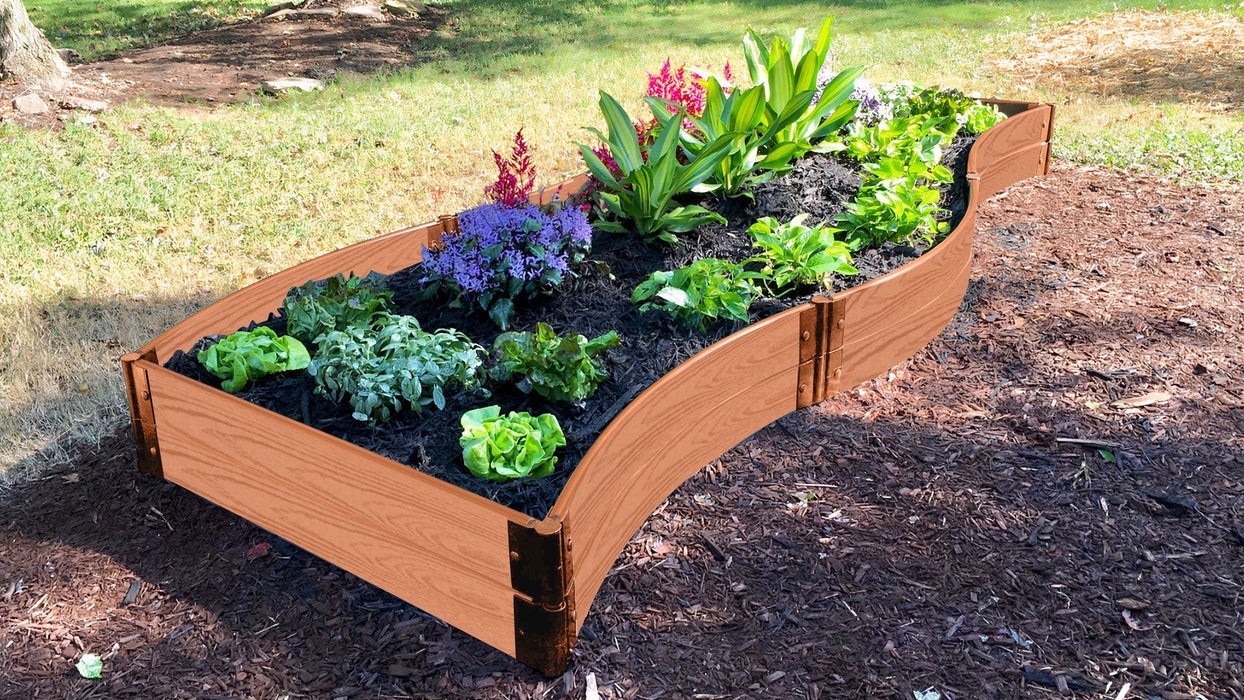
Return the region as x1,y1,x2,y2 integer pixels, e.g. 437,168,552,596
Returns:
120,100,1053,676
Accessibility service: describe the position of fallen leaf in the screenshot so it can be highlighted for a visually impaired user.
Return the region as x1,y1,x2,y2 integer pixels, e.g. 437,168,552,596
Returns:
1122,610,1153,631
1109,391,1171,409
245,542,273,560
1116,597,1149,611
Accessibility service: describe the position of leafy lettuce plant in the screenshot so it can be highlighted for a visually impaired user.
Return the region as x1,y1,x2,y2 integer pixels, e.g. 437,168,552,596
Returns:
420,202,593,329
459,406,565,483
309,315,486,423
893,86,1006,134
492,323,620,404
632,258,759,333
577,91,734,243
741,17,864,158
282,273,393,345
748,214,857,294
197,326,310,394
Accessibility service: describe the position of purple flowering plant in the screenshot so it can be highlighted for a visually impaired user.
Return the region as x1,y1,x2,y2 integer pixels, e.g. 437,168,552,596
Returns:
420,131,594,330
421,197,592,330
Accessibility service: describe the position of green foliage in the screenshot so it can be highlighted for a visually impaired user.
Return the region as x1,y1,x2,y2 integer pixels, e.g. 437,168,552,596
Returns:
309,315,486,424
197,326,310,394
282,273,393,345
843,115,957,166
664,80,805,198
831,179,948,249
632,258,759,333
742,17,864,159
492,323,621,404
577,91,733,243
962,103,1007,134
459,405,565,483
747,214,857,294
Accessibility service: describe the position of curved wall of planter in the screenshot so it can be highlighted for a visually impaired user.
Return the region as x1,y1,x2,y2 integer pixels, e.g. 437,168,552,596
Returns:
120,100,1053,675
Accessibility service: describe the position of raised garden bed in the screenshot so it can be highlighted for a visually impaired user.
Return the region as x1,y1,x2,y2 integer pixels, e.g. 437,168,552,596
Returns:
121,98,1052,675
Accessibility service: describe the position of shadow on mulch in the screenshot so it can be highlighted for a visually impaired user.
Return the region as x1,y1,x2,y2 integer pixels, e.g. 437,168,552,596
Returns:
2,162,1243,698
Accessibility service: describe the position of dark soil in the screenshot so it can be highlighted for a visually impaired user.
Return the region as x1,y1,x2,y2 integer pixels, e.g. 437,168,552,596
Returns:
4,162,1243,698
164,138,976,519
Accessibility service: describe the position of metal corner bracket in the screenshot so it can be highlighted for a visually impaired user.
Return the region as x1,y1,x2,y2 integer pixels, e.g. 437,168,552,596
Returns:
508,516,576,676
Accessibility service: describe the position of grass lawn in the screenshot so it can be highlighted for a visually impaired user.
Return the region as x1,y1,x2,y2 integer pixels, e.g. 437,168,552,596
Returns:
2,0,1242,484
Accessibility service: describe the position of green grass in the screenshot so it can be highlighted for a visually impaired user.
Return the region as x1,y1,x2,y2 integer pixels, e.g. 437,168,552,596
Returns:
2,0,1243,484
26,0,266,59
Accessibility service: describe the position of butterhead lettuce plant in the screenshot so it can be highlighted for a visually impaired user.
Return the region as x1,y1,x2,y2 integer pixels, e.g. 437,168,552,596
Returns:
198,326,310,394
459,406,565,483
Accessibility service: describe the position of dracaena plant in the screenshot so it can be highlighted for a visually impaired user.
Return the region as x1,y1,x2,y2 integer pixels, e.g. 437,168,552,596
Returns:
652,79,806,198
632,258,760,333
309,315,487,424
197,326,310,394
747,214,857,294
742,16,865,158
491,323,621,404
459,406,565,483
577,91,735,243
282,273,393,345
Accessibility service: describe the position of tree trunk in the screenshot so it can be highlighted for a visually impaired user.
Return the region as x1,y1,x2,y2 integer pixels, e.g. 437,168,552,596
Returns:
0,0,68,86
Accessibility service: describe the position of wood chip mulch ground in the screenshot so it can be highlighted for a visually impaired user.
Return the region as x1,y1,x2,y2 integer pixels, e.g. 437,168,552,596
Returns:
1,161,1242,699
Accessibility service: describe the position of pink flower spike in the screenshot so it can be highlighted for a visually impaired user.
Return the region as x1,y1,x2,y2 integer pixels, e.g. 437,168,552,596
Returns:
484,128,537,207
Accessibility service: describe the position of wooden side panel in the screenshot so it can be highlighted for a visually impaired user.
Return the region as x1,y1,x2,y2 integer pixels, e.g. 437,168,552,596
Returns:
570,367,798,624
967,105,1052,179
141,362,523,654
143,220,446,362
974,141,1050,201
549,308,804,620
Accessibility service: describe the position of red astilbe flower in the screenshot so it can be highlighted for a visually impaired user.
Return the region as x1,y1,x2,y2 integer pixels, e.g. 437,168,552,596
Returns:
646,58,707,118
484,129,537,208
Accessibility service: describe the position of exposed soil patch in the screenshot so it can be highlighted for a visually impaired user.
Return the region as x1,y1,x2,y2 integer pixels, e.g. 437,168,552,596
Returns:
2,162,1242,697
986,9,1244,110
0,1,449,129
162,140,974,519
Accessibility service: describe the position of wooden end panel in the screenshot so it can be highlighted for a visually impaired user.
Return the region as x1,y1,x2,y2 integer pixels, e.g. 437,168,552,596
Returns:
973,142,1050,202
569,366,798,625
966,105,1051,178
531,174,589,206
143,219,448,361
837,250,973,390
142,363,522,590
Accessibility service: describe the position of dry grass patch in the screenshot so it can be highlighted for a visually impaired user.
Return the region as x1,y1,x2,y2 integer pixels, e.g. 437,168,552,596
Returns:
986,9,1244,110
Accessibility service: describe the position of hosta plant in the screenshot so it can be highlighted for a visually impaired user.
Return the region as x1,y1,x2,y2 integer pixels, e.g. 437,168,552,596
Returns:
492,323,621,404
831,179,948,250
632,258,760,333
197,326,310,394
282,273,393,345
891,85,1006,135
577,91,734,243
420,202,592,330
459,406,566,483
309,315,487,424
748,214,857,294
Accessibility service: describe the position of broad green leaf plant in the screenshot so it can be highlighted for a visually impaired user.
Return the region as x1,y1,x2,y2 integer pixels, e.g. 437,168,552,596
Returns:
459,406,565,483
577,91,734,243
632,258,760,333
309,315,486,423
492,323,620,404
197,326,311,394
742,17,865,159
282,273,393,345
748,214,857,294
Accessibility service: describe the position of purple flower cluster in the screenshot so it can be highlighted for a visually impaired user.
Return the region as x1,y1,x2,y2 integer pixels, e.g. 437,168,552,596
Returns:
421,202,592,327
848,79,892,126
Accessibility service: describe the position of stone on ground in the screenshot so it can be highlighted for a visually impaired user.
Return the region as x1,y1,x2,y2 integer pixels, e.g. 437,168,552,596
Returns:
59,96,109,113
260,77,326,95
343,4,386,20
13,94,49,114
383,0,423,17
289,7,339,18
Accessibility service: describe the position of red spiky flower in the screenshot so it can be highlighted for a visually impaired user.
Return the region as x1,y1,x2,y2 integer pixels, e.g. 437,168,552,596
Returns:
484,129,537,208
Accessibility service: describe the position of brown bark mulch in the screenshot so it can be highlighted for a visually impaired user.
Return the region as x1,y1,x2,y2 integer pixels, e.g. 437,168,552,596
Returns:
2,161,1242,698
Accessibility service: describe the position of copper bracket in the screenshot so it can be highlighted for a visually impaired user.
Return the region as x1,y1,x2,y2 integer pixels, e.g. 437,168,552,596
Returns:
509,516,576,676
796,295,845,408
425,214,460,251
121,350,163,478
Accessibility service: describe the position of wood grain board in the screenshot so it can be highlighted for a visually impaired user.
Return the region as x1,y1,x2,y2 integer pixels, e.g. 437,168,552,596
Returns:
123,100,1054,673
